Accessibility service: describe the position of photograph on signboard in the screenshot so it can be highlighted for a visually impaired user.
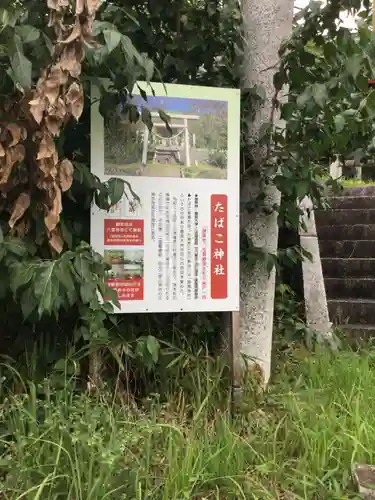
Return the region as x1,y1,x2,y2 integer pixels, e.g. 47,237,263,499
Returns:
104,249,144,280
104,95,228,179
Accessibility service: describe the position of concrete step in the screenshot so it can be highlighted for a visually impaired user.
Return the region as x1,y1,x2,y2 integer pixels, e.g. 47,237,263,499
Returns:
321,258,375,278
315,209,375,226
328,194,375,209
336,186,375,197
339,324,375,345
328,196,375,210
328,299,375,324
319,240,375,258
318,224,375,240
324,278,375,299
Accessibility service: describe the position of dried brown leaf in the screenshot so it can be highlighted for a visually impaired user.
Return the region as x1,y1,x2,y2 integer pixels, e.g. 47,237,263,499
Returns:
11,218,30,238
29,96,47,124
37,134,57,161
59,44,83,78
51,97,67,120
47,0,69,10
36,72,47,93
40,66,68,105
45,184,62,232
58,159,74,191
38,157,58,178
0,144,25,186
49,227,64,253
47,0,59,10
0,158,11,188
81,16,94,39
86,0,101,15
75,0,85,15
0,143,5,158
50,65,68,86
7,144,25,166
60,17,82,45
32,131,43,141
43,98,66,137
7,124,22,147
9,193,31,228
48,11,65,36
45,86,60,105
65,82,83,120
45,116,63,136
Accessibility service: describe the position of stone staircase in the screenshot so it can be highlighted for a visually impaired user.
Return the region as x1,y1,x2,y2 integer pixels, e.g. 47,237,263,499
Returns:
315,186,375,339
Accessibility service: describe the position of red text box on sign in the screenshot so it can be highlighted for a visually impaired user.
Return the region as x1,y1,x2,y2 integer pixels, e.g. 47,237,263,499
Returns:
106,278,144,301
210,194,228,299
104,219,144,246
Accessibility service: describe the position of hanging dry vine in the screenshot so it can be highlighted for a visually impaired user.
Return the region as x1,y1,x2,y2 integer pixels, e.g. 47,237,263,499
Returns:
1,0,100,252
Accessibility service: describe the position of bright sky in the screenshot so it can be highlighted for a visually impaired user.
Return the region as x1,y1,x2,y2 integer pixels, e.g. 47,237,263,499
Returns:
294,0,357,29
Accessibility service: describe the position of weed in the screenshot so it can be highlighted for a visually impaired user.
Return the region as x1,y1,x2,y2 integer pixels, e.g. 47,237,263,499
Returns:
0,346,372,498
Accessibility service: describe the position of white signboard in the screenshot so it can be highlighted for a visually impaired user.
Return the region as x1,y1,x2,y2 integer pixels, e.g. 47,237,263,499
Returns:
91,82,240,313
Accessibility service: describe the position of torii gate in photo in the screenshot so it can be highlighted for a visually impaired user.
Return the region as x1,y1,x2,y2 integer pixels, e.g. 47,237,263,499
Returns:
141,111,199,167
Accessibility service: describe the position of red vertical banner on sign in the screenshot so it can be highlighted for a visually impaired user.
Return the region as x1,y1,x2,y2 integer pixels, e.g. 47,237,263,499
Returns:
210,194,228,299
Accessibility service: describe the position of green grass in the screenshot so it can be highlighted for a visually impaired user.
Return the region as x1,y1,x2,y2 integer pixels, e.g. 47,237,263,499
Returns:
340,177,375,187
0,347,374,498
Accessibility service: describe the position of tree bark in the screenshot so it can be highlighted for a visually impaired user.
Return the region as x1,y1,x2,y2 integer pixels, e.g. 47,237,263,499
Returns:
234,0,295,387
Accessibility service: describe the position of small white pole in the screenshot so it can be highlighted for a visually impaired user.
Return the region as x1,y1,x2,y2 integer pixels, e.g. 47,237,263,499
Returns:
141,125,149,165
184,118,191,167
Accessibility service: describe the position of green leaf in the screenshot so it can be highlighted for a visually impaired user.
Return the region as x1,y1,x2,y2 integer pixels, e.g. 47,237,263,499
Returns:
60,218,73,249
137,84,148,102
296,88,312,108
121,35,141,62
20,290,36,319
92,20,117,36
0,8,20,28
73,254,91,280
53,359,67,372
80,282,96,304
107,177,124,206
346,55,362,79
312,83,328,107
8,34,32,90
98,280,120,309
146,335,160,364
295,180,310,200
103,29,122,54
95,187,110,211
363,90,375,114
15,25,40,44
158,109,172,136
4,238,28,257
141,107,153,131
273,71,285,91
128,104,139,123
334,114,346,133
281,102,296,120
9,262,34,295
54,261,76,306
102,301,114,314
43,33,53,54
143,56,154,81
34,262,57,317
285,247,298,264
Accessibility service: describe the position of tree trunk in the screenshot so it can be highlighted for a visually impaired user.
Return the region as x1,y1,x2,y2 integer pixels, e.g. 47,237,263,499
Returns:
234,0,295,388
